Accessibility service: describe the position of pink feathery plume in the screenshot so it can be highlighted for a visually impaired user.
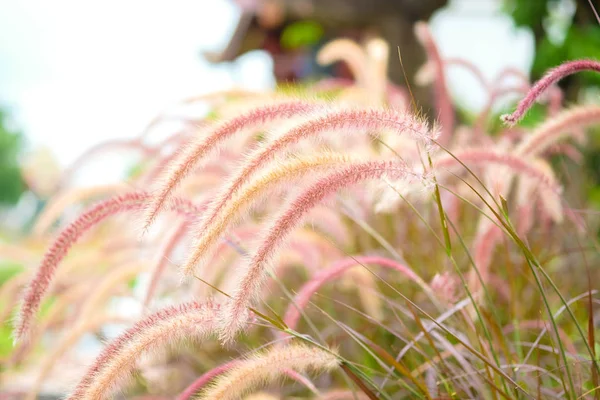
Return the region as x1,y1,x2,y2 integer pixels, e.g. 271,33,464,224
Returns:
182,152,355,277
516,105,600,156
474,85,528,137
218,160,426,343
142,100,319,232
14,191,202,343
195,343,338,399
183,108,433,276
137,121,211,186
474,225,502,274
176,360,239,400
493,66,564,115
68,301,221,400
414,22,454,144
502,59,600,125
282,255,424,333
176,354,319,399
486,273,511,302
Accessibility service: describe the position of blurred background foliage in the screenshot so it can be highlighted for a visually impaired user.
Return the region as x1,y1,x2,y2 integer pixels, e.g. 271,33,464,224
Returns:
504,0,600,214
505,0,600,97
0,109,24,207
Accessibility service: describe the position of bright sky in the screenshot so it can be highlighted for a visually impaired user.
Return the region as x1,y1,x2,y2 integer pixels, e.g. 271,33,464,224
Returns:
431,0,534,109
0,0,534,179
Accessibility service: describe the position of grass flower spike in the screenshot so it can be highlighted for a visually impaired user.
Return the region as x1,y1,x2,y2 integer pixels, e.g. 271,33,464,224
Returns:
501,59,600,125
142,100,319,231
196,344,339,400
183,107,434,277
183,152,355,277
516,105,600,156
68,301,221,400
14,192,201,343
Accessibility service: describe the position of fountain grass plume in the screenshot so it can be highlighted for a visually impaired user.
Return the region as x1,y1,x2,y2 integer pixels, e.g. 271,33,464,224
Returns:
365,38,390,105
68,300,221,400
60,139,155,188
14,191,202,343
445,57,490,92
182,152,356,276
218,160,428,343
501,59,600,125
178,361,319,400
196,343,339,400
516,105,600,156
184,107,434,278
142,100,320,232
32,183,130,236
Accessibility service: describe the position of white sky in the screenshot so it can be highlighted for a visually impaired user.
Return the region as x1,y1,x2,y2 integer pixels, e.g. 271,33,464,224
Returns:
0,0,534,180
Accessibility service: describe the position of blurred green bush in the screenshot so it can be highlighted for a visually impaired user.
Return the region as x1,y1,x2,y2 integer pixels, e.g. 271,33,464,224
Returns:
0,110,24,206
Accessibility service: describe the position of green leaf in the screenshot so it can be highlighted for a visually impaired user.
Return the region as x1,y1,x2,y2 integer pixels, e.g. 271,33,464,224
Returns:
564,26,600,86
532,36,567,78
280,21,324,50
504,0,548,29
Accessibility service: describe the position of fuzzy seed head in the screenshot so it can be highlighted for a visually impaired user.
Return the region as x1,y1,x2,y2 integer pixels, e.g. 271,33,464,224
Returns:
196,344,339,400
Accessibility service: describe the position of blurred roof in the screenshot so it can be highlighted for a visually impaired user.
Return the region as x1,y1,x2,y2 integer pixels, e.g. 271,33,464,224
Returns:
206,0,447,63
